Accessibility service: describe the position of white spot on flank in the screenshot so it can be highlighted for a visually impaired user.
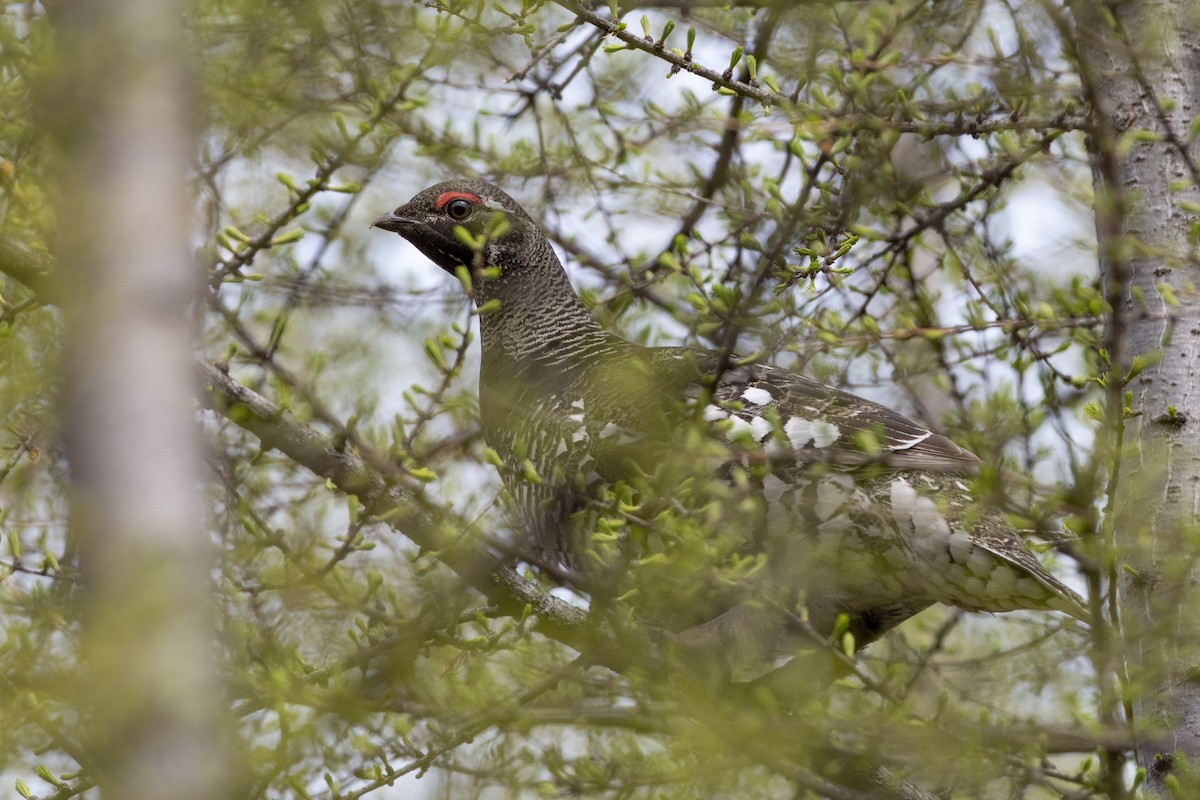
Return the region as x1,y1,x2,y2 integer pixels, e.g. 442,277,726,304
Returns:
948,535,972,564
599,422,622,439
741,386,773,405
815,481,847,519
986,565,1018,599
749,415,773,441
567,412,585,424
1016,578,1044,599
784,417,812,449
761,474,787,502
811,420,839,448
890,478,917,526
724,415,753,439
966,547,994,577
912,495,951,538
703,404,729,421
784,417,840,449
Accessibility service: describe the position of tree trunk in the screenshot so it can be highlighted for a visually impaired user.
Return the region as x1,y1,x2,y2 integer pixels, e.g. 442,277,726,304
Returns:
41,0,237,797
1070,0,1200,791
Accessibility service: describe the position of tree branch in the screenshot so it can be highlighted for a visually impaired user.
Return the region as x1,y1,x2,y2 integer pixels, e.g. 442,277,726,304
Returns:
554,0,784,104
197,359,598,652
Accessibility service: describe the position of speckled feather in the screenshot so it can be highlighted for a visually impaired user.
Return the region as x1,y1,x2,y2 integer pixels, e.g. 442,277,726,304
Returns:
373,181,1088,646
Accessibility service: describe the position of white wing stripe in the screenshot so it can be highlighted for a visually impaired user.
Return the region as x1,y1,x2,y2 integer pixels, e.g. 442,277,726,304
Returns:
889,430,933,451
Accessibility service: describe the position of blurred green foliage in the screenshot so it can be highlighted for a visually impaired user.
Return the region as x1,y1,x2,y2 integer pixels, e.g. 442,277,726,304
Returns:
0,0,1161,797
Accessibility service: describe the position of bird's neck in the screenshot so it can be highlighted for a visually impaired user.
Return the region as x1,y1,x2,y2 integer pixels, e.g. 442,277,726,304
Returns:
474,261,622,375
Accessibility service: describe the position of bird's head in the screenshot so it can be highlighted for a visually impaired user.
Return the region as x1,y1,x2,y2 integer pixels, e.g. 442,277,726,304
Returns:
372,180,544,277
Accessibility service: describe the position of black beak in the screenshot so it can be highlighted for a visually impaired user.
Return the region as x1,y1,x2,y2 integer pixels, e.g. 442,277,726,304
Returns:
371,210,414,233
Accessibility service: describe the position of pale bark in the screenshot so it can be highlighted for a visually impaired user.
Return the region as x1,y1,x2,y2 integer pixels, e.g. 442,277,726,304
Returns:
1070,0,1200,790
42,0,236,797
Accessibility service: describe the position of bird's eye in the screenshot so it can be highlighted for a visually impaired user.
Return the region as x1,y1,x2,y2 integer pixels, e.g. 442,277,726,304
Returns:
446,198,472,221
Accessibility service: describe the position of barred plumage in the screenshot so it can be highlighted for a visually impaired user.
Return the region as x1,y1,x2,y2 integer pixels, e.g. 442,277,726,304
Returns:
373,180,1086,656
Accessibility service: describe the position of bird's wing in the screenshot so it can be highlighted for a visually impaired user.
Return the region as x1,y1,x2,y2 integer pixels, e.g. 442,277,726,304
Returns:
682,358,981,472
961,520,1090,620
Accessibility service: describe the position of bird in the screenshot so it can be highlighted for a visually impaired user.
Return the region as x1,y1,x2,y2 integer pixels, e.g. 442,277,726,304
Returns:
372,179,1087,665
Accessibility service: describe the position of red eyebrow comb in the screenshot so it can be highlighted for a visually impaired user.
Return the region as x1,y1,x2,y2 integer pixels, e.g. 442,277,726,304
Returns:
436,190,482,208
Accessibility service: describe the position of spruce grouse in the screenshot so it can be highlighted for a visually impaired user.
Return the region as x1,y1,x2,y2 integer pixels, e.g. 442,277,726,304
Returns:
373,180,1086,658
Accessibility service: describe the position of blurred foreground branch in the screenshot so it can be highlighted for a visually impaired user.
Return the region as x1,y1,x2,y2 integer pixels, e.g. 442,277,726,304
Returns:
198,359,596,650
38,0,234,796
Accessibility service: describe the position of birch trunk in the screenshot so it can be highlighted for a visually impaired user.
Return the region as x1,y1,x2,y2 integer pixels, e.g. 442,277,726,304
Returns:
1071,0,1200,790
43,1,236,796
